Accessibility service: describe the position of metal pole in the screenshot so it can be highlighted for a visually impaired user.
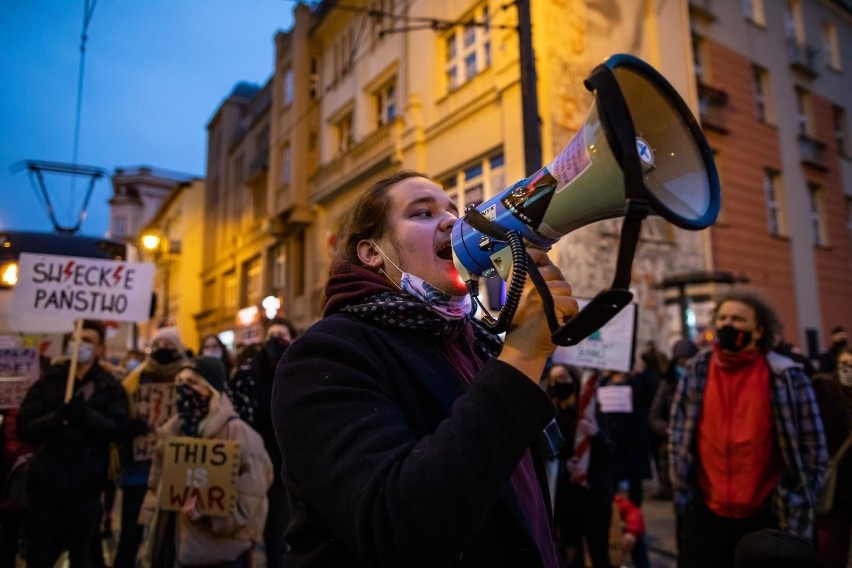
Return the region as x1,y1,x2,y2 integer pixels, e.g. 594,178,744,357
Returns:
516,0,542,174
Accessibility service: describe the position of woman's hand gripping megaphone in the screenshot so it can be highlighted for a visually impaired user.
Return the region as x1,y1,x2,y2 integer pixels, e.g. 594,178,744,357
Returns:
498,247,579,381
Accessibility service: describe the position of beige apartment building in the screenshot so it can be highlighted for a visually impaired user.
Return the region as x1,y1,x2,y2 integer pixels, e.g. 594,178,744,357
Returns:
187,0,851,358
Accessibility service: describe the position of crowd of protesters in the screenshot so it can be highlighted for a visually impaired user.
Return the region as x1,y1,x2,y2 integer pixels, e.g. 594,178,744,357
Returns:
0,172,848,568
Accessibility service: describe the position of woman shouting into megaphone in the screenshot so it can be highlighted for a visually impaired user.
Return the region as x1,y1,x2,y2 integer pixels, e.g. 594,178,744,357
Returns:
272,170,578,567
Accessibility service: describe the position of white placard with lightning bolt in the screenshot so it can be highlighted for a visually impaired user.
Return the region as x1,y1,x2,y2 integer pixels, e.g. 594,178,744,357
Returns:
11,253,155,323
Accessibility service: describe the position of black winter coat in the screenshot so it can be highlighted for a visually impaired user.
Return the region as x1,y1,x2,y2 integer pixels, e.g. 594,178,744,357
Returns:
17,360,129,501
273,314,558,568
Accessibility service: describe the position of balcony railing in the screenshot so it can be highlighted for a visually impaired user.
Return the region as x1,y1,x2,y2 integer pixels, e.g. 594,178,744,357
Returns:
798,134,828,170
246,152,269,189
688,0,717,22
697,82,729,132
310,117,404,203
787,38,819,78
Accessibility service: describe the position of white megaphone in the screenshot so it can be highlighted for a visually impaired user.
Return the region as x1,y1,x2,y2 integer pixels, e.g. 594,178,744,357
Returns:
451,54,721,345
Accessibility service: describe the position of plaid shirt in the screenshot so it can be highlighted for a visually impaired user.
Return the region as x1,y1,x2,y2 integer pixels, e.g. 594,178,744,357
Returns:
668,349,827,538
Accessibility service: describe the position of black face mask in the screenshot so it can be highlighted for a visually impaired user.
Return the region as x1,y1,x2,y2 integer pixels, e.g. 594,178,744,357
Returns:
552,383,574,399
151,348,181,365
263,337,289,364
716,325,753,352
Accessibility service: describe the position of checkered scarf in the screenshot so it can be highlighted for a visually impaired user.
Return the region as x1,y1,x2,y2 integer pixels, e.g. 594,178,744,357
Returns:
340,291,503,361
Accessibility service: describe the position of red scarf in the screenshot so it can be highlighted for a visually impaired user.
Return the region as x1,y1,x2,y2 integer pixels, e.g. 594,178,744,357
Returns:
697,345,784,517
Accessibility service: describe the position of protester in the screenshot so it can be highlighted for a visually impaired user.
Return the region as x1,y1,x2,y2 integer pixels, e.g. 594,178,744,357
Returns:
114,327,188,568
610,489,646,568
272,171,577,566
0,408,34,568
16,320,130,568
138,357,273,568
819,325,848,373
227,317,297,568
548,363,614,567
669,289,827,568
199,334,233,379
649,339,698,500
811,345,852,568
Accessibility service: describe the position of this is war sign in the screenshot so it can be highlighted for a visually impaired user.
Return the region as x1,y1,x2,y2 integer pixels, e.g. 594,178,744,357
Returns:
12,253,154,322
159,437,241,517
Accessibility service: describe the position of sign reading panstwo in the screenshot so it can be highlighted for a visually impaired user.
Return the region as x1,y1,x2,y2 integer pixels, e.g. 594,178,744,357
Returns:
11,253,154,323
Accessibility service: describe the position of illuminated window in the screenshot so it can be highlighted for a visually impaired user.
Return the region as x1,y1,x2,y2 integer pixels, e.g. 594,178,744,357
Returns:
823,22,842,71
743,0,765,25
444,4,491,91
375,79,397,128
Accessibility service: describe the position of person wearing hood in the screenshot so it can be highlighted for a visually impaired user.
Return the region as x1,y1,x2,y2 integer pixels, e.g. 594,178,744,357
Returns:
272,171,578,566
668,290,827,567
139,357,273,567
113,327,188,568
16,319,129,568
226,317,298,568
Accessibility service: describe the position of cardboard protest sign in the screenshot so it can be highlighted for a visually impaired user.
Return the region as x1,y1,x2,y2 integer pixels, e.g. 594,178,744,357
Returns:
132,383,177,460
552,300,637,373
0,346,40,409
597,385,634,413
11,253,154,323
159,437,240,517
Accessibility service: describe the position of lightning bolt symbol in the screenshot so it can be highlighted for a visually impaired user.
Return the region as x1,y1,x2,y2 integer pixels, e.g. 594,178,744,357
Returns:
64,261,75,281
113,265,124,287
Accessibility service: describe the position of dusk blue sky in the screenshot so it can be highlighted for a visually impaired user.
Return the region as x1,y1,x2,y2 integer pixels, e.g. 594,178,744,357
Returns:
1,1,296,236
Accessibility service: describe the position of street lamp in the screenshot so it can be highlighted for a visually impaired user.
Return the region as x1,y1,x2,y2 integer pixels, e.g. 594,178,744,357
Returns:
140,231,171,326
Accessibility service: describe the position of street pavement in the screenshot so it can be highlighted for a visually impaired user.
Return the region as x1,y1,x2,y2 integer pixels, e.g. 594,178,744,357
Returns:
642,491,679,568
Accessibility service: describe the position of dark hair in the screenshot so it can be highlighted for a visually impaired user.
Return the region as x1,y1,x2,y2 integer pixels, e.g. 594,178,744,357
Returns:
337,170,429,266
713,289,782,352
265,317,298,339
200,334,227,352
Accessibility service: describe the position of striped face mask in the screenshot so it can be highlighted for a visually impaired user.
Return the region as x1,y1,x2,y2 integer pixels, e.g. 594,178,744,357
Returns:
400,271,472,321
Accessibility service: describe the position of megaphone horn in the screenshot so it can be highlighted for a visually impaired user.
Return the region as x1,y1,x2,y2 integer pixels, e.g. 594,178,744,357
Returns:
451,54,721,346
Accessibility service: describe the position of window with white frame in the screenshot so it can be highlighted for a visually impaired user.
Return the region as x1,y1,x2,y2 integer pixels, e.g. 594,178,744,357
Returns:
444,4,491,92
271,243,287,292
834,106,848,157
808,183,827,246
763,169,786,236
280,144,291,187
795,88,814,136
335,113,354,155
752,65,772,123
113,215,127,237
375,79,397,128
823,22,842,71
743,0,765,25
784,0,805,42
440,152,504,212
693,35,706,82
283,68,294,106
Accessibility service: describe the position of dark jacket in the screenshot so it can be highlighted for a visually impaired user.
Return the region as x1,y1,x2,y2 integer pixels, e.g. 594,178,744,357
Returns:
812,373,852,513
273,314,557,568
16,359,129,501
